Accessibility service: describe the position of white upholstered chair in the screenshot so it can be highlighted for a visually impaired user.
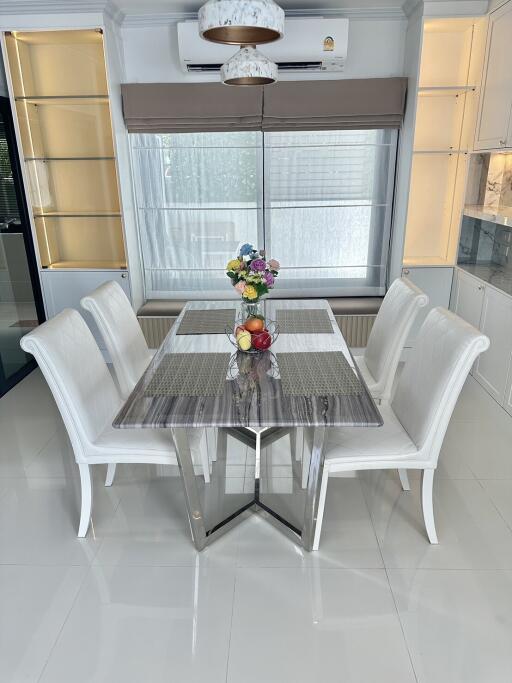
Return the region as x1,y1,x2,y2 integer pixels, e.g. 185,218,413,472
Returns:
80,280,211,483
312,307,489,550
354,278,429,403
20,309,199,537
80,280,152,400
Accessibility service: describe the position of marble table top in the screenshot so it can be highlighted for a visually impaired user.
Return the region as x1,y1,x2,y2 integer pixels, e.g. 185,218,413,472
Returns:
114,299,382,430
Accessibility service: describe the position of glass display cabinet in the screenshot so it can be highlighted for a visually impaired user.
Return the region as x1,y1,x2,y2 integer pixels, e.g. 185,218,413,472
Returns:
4,29,127,270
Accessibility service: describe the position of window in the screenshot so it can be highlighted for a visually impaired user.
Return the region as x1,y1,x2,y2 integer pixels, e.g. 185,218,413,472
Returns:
131,128,397,298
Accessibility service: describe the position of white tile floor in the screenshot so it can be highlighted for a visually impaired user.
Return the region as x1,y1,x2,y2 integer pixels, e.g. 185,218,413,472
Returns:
2,369,512,682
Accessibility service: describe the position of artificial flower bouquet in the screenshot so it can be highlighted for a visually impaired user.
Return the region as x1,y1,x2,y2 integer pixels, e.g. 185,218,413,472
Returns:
226,243,280,303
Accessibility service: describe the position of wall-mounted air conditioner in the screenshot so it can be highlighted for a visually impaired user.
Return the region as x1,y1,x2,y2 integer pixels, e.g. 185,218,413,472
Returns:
177,17,349,74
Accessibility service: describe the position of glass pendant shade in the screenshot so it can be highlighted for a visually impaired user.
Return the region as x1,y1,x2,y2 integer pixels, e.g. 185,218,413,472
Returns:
221,45,277,85
198,0,285,45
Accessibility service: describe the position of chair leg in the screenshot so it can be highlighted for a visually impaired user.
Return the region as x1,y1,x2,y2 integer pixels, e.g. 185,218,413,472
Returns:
421,468,438,544
78,464,92,538
312,466,330,551
105,463,116,487
199,432,210,483
206,428,217,462
398,468,410,491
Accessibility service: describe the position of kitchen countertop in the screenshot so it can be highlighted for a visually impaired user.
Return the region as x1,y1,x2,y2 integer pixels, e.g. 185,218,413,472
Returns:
458,262,512,298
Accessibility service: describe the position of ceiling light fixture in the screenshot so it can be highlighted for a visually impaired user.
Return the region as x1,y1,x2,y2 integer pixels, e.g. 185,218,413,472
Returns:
198,0,284,46
220,45,277,85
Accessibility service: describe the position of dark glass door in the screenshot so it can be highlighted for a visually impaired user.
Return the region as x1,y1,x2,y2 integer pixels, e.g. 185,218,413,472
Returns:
0,96,45,397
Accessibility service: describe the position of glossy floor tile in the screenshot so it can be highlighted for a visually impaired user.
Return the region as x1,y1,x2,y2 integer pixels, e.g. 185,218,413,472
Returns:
227,567,416,683
0,564,87,683
38,565,235,683
388,568,512,683
2,370,512,681
362,474,512,569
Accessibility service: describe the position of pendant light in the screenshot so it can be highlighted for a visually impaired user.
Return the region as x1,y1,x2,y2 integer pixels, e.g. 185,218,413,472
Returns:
198,0,284,46
221,45,277,85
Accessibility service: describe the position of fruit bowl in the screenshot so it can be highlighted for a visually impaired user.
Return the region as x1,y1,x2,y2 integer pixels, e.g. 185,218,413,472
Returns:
226,318,279,354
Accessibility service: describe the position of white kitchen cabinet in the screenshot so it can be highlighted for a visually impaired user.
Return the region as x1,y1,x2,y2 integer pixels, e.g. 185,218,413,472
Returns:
41,270,130,352
450,268,485,328
402,266,454,347
473,285,512,403
474,1,512,150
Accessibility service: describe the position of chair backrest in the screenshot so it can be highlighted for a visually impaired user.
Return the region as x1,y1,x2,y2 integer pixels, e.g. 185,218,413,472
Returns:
20,309,121,462
81,280,152,399
391,307,489,462
364,277,428,401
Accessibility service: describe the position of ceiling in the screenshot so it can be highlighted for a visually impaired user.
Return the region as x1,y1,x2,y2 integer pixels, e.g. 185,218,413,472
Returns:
115,0,405,12
1,0,484,20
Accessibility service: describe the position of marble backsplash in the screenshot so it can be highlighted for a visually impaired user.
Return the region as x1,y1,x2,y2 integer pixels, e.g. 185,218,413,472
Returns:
468,153,512,210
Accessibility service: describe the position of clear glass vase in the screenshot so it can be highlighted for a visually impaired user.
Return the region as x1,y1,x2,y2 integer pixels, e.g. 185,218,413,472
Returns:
241,299,262,320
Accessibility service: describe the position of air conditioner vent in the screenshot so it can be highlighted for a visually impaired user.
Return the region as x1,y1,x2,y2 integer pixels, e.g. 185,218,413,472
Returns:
186,61,324,73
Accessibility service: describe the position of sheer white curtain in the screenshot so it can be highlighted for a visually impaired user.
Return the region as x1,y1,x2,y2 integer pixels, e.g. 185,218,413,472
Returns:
131,129,396,299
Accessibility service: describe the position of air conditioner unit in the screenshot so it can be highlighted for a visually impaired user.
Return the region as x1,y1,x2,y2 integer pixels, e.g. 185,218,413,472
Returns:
177,17,349,74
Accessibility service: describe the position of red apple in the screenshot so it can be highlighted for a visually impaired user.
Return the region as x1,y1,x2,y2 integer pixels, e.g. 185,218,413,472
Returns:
252,330,272,350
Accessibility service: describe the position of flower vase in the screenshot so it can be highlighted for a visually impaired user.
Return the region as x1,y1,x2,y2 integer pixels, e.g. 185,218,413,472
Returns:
241,299,262,320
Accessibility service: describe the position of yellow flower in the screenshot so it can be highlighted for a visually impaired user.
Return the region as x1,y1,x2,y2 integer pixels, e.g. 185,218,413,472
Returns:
243,285,258,300
227,258,241,272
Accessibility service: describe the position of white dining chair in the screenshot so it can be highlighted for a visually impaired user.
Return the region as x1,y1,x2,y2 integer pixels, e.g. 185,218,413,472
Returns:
312,307,489,550
81,280,211,483
20,308,203,538
354,278,429,403
80,280,152,400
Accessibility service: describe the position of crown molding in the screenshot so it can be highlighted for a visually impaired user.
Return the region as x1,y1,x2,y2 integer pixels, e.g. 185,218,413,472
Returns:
402,0,422,16
0,1,409,28
403,0,489,16
0,0,125,23
121,5,406,28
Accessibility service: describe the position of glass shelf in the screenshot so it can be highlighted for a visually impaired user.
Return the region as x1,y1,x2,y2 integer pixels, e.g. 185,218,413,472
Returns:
16,98,114,158
44,261,127,270
418,86,476,94
25,157,115,161
34,211,121,218
35,216,126,269
6,30,108,98
25,159,120,215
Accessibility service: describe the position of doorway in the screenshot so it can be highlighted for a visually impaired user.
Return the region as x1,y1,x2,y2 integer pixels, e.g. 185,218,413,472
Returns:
0,96,45,398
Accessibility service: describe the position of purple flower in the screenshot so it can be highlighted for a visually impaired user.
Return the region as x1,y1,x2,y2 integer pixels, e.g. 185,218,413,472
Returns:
250,259,266,272
264,271,274,287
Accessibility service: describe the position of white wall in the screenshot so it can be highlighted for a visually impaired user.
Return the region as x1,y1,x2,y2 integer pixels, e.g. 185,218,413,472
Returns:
121,17,407,83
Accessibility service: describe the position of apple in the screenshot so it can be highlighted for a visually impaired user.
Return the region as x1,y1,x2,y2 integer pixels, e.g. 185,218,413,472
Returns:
234,325,246,337
244,317,265,333
252,330,272,350
237,330,252,351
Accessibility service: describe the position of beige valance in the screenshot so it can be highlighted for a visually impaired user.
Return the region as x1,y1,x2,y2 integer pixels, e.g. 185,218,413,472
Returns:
121,82,263,133
262,78,407,130
121,78,407,133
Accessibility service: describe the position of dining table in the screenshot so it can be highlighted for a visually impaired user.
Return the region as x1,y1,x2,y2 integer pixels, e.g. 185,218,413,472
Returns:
113,298,382,551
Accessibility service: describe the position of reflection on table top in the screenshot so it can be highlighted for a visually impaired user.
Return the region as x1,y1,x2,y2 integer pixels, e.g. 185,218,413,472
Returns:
114,299,382,430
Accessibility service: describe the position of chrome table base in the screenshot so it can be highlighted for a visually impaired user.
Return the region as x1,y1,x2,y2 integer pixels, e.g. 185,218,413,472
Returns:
172,426,326,552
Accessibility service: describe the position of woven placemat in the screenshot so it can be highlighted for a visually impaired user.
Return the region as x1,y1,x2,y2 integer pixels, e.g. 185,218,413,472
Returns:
177,309,236,335
276,309,334,334
277,351,362,396
144,353,230,397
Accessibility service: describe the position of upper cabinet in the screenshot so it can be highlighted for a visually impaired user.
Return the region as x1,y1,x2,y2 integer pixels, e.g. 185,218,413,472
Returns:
3,29,127,270
474,1,512,151
403,18,485,268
